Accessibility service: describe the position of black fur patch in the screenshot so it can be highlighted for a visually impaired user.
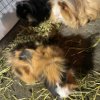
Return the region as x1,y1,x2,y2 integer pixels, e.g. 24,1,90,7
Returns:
44,80,58,97
16,0,51,25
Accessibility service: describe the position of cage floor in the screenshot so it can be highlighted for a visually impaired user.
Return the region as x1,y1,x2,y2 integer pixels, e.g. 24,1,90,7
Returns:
0,20,100,100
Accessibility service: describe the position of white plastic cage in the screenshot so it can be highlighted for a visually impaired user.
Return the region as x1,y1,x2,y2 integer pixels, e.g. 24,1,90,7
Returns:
0,0,20,40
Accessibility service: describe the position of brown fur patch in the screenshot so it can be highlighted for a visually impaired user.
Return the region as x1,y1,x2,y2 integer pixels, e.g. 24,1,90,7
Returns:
65,69,78,90
8,45,67,85
31,46,66,85
8,49,37,84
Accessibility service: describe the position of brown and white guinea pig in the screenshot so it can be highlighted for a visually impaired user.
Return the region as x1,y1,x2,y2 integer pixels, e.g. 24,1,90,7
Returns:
7,33,93,99
16,0,100,28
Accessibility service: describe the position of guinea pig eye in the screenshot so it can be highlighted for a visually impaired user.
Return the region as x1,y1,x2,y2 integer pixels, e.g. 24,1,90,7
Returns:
15,68,23,76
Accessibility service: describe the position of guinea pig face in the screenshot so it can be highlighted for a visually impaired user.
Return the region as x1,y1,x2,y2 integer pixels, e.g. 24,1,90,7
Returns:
50,0,78,28
58,1,78,28
16,1,37,23
8,49,38,85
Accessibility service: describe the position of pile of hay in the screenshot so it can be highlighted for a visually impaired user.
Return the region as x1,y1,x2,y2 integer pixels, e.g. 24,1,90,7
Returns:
0,21,100,100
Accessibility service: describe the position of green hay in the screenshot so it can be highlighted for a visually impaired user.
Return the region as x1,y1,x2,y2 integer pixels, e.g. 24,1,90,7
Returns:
0,20,100,100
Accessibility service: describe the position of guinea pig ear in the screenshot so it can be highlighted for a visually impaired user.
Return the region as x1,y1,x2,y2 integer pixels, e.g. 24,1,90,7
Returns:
58,1,67,10
19,49,34,63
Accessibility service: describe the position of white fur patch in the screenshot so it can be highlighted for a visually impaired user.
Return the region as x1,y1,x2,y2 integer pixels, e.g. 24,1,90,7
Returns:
56,83,71,98
52,0,64,22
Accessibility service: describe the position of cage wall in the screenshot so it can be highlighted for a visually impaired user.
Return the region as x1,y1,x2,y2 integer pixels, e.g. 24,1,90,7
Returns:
0,0,19,40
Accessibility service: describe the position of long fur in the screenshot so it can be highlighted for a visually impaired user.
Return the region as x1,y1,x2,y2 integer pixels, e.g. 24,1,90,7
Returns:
16,0,100,28
16,0,51,25
50,0,100,28
7,33,93,98
8,45,66,85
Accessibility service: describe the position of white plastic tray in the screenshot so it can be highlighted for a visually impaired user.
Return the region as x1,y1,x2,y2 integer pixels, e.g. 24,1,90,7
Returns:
0,0,20,40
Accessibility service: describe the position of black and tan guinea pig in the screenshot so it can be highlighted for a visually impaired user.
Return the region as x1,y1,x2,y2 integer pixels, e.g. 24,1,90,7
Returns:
7,33,93,99
16,0,100,28
16,0,51,25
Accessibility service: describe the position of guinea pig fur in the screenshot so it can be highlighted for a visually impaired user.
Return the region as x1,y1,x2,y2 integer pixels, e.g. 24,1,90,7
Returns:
16,0,51,25
50,0,100,28
16,0,100,28
8,44,67,84
7,33,94,98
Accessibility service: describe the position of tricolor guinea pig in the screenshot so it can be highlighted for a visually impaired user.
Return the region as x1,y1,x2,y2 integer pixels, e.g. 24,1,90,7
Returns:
7,33,93,99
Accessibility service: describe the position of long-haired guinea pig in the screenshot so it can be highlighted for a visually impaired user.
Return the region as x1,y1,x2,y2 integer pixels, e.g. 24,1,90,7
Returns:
7,33,93,98
16,0,51,25
16,0,100,28
50,0,100,28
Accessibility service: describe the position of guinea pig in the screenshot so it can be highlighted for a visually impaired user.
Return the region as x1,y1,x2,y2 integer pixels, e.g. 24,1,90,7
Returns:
16,0,100,28
7,33,94,98
16,0,51,25
50,0,100,28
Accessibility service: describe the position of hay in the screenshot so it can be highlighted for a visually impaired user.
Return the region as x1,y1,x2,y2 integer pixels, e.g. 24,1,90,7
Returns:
0,20,100,100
